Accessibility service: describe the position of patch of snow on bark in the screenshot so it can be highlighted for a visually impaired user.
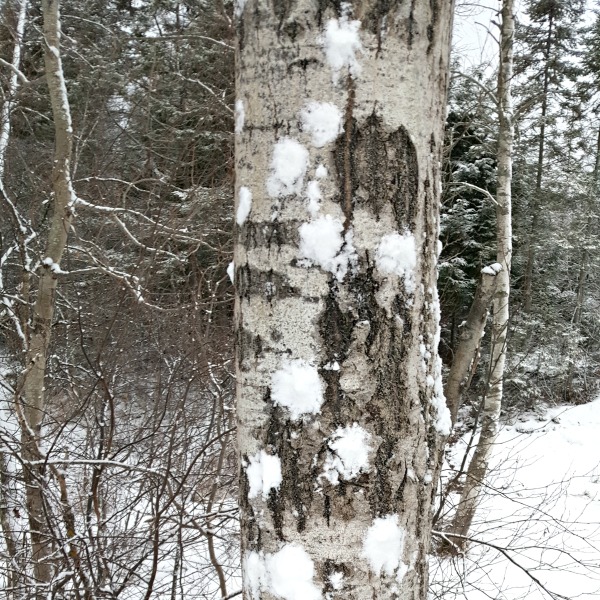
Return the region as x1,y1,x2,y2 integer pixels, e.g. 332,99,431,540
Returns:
481,262,503,275
375,231,417,292
396,562,409,583
329,571,344,590
236,186,252,225
244,550,267,600
429,289,451,436
235,99,245,134
362,514,405,577
266,544,321,600
267,138,309,198
299,216,356,281
322,423,371,485
431,355,451,435
246,450,282,500
315,164,328,179
323,361,340,371
271,359,324,421
300,101,343,147
305,180,322,217
234,0,248,18
322,14,362,83
227,261,234,284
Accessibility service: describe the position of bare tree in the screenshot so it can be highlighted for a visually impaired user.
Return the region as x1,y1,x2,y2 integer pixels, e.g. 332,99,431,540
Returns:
449,0,515,547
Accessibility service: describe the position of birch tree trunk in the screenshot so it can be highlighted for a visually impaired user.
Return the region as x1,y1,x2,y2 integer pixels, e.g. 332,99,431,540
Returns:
19,0,76,590
450,0,514,548
235,2,454,598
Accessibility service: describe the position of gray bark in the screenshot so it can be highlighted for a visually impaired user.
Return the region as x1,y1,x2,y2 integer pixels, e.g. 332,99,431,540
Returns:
449,0,514,550
235,1,454,598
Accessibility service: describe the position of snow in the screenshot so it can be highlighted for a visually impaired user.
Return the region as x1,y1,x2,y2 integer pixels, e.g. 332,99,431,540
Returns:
323,361,340,371
244,551,267,600
431,356,451,436
234,0,248,18
266,544,321,600
431,398,600,599
246,450,282,500
300,101,343,148
375,231,417,292
322,15,362,83
328,571,344,590
271,359,324,421
322,423,371,485
235,99,245,134
236,186,252,225
227,261,234,284
362,514,405,577
42,256,66,274
299,216,356,281
244,545,321,600
266,138,309,198
315,164,328,179
299,215,342,271
427,288,451,436
481,262,502,275
304,180,322,217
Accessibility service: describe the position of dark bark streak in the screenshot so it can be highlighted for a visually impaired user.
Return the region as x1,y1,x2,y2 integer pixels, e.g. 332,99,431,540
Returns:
427,0,440,54
369,436,394,516
408,0,417,48
343,76,356,229
344,115,419,229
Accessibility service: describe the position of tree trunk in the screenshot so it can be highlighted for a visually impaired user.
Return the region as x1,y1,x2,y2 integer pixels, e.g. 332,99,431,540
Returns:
19,0,75,591
445,266,500,427
235,2,454,598
449,0,514,550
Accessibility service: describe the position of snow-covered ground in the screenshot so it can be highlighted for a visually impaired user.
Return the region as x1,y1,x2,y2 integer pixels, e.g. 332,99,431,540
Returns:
431,398,600,599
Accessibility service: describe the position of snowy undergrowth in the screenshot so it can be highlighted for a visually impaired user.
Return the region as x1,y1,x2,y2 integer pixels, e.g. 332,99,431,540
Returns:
431,398,600,599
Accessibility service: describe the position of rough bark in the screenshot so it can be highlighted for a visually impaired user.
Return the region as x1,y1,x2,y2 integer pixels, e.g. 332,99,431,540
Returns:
19,0,76,590
449,0,514,549
235,1,454,598
445,268,500,427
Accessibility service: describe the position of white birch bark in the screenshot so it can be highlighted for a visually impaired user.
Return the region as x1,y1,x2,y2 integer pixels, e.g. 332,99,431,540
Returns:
450,0,514,548
235,2,454,598
19,0,76,589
